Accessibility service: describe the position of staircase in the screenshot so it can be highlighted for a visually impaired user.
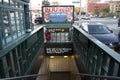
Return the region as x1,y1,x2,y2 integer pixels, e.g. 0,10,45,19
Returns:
50,72,71,80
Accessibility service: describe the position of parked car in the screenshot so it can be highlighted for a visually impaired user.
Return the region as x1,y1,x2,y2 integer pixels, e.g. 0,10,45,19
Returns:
80,22,120,52
34,17,43,24
81,16,91,20
74,16,79,21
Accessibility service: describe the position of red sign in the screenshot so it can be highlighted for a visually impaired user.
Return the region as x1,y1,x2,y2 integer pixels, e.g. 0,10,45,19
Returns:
44,7,73,12
42,6,74,23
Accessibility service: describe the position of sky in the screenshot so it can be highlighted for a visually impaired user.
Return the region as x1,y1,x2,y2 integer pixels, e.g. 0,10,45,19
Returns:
30,0,108,8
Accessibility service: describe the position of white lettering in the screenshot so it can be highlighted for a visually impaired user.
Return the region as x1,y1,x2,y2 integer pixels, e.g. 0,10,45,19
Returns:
44,7,73,12
46,48,72,54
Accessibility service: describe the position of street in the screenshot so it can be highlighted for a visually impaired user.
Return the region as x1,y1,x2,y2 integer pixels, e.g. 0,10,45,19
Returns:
34,17,120,40
34,17,120,36
74,17,120,54
74,17,120,36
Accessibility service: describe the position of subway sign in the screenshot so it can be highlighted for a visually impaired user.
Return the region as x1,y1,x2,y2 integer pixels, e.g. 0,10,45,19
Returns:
44,43,73,55
47,28,69,32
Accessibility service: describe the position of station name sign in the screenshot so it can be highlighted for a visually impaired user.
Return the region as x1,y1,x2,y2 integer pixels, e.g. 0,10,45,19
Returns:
47,28,69,32
46,48,72,54
45,43,73,55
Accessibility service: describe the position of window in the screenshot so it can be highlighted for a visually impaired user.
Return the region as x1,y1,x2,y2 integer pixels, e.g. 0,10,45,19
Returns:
0,9,25,45
19,11,25,34
15,2,21,8
0,19,2,46
49,32,70,42
3,0,9,5
10,0,14,7
0,0,27,47
10,10,17,39
45,28,71,42
19,3,24,8
0,0,3,4
88,25,111,34
16,11,21,36
2,10,11,37
15,11,25,37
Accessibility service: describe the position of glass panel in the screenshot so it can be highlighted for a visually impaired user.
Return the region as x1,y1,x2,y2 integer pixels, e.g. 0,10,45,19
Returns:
15,11,21,35
10,10,17,39
19,12,25,35
60,33,65,42
15,2,19,8
19,3,24,8
46,29,70,42
0,19,3,48
51,33,57,42
29,12,33,29
64,32,69,42
2,10,11,37
0,0,2,4
10,0,14,7
0,20,2,34
3,0,9,5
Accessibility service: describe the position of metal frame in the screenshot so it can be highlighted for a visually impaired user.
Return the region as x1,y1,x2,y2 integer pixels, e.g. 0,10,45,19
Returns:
73,25,120,79
0,26,44,78
0,0,30,49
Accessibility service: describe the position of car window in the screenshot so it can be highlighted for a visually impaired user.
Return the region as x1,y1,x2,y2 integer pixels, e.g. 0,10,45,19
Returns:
88,25,111,34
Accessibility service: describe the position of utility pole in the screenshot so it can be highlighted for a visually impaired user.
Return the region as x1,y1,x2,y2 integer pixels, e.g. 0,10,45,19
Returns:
42,0,50,6
72,0,81,17
79,0,81,18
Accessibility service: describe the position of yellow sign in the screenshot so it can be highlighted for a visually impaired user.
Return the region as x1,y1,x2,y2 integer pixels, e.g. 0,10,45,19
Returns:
61,29,64,32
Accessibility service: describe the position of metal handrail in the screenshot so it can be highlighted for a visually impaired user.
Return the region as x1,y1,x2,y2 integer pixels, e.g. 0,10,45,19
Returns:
1,73,120,80
72,73,120,80
0,74,48,80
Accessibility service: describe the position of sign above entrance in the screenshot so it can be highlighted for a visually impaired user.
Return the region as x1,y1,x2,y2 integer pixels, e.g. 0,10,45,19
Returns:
45,43,73,55
47,28,69,33
42,6,74,23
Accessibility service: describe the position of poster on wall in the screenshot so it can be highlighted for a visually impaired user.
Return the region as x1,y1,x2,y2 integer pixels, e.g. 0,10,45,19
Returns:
42,6,74,23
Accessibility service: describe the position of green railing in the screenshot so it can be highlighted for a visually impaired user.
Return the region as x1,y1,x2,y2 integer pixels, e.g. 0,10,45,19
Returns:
0,26,44,78
0,73,120,80
0,23,120,80
73,25,120,79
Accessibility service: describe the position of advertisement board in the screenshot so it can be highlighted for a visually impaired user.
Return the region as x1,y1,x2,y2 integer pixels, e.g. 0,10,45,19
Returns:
42,6,74,23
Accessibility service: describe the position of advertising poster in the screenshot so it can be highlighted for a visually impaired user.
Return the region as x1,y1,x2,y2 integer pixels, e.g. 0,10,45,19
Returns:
43,6,74,23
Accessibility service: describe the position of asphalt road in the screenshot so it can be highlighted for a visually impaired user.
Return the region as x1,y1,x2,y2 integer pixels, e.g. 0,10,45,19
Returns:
34,17,119,35
74,17,120,36
74,18,120,54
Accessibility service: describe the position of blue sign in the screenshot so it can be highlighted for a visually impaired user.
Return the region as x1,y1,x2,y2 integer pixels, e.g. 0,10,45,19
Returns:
50,12,67,22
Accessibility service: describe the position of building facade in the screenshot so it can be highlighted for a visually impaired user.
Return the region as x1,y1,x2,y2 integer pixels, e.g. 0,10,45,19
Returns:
87,3,109,15
87,0,100,3
109,0,120,13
